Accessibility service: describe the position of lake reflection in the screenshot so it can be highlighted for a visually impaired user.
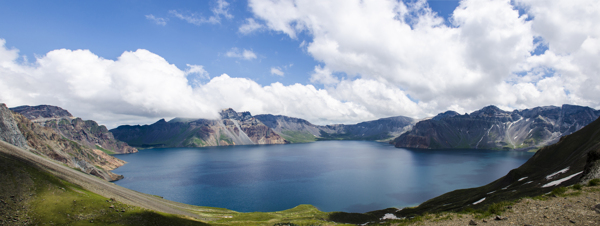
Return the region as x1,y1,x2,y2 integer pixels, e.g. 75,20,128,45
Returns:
112,141,533,213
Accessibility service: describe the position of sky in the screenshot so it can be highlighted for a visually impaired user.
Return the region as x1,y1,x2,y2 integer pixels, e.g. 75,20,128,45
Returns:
0,0,598,129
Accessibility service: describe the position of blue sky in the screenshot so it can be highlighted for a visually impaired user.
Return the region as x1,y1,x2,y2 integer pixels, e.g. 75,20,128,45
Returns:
0,0,598,128
0,0,458,87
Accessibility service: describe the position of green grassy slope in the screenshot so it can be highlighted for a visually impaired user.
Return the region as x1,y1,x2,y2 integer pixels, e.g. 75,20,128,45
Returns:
0,141,353,225
0,150,207,225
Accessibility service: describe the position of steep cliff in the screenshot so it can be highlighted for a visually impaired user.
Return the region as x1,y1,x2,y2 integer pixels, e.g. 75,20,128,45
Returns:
110,108,288,148
392,105,600,150
254,114,416,142
0,103,125,181
10,105,137,154
0,104,28,148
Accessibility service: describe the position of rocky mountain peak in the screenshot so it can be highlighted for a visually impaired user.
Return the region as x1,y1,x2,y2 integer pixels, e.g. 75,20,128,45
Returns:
470,105,512,118
561,104,598,116
10,105,73,120
432,111,460,121
220,108,253,121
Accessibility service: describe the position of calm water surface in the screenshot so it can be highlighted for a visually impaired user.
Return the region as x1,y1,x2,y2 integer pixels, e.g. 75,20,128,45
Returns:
112,141,533,213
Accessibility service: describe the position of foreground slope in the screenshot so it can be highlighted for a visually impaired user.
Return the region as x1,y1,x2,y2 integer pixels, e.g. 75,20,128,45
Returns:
392,105,600,150
0,139,348,225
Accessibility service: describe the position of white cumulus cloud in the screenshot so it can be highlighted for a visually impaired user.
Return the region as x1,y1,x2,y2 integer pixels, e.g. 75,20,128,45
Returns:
145,14,167,26
239,18,264,34
169,0,233,25
225,48,257,60
246,0,600,115
270,67,284,76
0,40,383,128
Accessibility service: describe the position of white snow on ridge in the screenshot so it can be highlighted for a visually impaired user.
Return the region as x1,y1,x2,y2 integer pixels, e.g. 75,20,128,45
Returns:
541,171,583,188
546,167,570,180
518,177,528,181
381,213,400,220
473,197,486,205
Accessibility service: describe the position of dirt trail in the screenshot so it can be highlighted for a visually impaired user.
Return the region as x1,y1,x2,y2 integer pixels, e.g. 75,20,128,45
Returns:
0,140,203,219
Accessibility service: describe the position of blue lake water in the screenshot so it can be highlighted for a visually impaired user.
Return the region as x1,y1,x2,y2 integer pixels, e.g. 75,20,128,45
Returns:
112,141,533,213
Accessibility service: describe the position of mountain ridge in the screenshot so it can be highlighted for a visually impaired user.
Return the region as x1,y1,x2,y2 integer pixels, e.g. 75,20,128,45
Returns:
391,104,600,150
110,108,288,148
10,105,138,154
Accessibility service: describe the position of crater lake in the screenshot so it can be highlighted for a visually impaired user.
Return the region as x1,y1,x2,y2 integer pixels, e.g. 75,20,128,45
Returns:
112,140,534,213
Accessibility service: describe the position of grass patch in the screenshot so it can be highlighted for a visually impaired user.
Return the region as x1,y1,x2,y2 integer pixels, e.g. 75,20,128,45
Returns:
281,130,317,143
549,187,568,196
588,178,600,186
455,200,516,219
95,145,116,155
209,205,332,226
219,132,233,145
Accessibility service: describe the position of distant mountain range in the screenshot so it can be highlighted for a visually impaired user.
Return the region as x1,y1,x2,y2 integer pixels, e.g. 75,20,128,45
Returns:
109,109,416,149
2,102,600,224
254,114,415,142
391,105,600,150
5,103,597,155
110,104,599,151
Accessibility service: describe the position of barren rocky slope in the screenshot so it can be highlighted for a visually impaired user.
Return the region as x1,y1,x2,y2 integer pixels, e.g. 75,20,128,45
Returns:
392,105,600,150
0,104,125,181
10,105,137,154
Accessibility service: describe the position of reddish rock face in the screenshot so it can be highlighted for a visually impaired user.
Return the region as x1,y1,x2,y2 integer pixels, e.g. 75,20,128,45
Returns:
9,105,137,154
241,124,288,145
10,112,125,181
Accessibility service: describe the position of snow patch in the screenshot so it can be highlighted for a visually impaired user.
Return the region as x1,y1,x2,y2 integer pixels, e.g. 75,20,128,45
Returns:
476,126,494,148
473,197,486,205
546,167,570,180
518,177,528,181
487,190,495,194
501,185,510,190
541,171,583,188
524,181,533,184
381,213,400,220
